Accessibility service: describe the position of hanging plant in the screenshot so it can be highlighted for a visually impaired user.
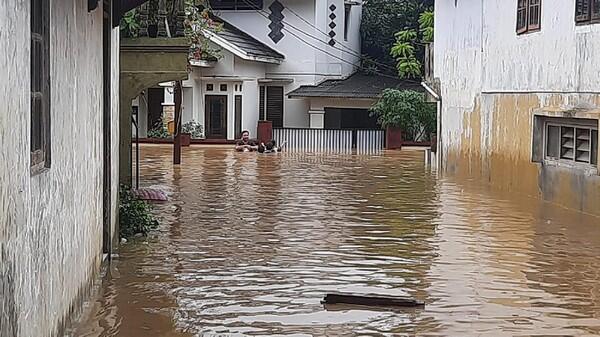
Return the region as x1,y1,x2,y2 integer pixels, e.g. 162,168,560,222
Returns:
184,0,223,62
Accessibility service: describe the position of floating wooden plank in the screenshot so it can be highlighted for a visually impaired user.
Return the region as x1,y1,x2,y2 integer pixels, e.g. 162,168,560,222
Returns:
322,293,425,308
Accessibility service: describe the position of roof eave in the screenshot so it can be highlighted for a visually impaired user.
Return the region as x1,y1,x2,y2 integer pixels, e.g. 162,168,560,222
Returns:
287,93,378,99
203,30,283,64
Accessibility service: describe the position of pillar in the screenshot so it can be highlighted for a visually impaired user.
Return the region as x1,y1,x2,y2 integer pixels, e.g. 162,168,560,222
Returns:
309,109,325,129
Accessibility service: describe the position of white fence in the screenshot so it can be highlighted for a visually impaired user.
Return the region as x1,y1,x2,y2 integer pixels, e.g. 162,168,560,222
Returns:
273,128,385,154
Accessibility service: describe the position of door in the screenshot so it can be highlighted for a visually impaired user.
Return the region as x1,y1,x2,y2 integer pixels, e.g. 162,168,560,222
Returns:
205,95,228,138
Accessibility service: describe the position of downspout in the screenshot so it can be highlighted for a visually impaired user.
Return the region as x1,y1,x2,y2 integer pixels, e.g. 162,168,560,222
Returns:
421,81,442,170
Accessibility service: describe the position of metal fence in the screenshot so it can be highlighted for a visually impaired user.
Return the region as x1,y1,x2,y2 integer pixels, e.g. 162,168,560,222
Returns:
273,128,385,154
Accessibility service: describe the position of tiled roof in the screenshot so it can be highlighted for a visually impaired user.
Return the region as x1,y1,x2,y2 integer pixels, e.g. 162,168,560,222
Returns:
212,16,284,61
287,73,424,99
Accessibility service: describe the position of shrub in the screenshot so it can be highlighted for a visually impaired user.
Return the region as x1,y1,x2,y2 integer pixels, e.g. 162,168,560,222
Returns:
182,120,204,139
370,89,436,141
147,126,171,139
119,185,159,238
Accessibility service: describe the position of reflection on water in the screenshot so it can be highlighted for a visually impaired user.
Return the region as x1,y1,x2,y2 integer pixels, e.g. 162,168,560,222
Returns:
68,145,600,337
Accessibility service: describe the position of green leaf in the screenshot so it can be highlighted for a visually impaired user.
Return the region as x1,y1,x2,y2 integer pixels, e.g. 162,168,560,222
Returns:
419,11,434,30
390,42,415,59
395,29,417,43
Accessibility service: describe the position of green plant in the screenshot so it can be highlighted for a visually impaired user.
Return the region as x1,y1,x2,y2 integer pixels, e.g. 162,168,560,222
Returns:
182,120,204,139
119,185,159,238
147,125,171,139
185,0,223,62
120,9,140,38
390,10,434,79
361,0,433,71
370,89,436,141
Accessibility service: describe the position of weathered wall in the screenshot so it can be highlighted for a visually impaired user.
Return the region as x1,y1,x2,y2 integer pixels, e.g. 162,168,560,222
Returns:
0,1,118,336
435,0,600,216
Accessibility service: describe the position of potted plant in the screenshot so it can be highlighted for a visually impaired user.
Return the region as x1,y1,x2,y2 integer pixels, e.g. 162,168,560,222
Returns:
182,120,204,146
370,89,436,150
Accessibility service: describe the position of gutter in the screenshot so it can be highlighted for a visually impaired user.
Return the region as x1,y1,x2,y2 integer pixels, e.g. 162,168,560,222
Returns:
421,81,442,170
421,81,440,101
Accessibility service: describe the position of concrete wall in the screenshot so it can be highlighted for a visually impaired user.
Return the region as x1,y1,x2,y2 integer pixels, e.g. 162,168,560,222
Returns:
0,1,118,336
435,0,600,216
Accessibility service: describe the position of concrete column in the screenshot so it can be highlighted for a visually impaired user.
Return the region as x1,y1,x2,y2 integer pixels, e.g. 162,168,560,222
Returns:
309,109,325,129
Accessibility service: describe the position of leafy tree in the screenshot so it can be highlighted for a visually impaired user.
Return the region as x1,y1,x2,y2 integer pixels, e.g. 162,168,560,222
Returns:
370,89,436,141
391,10,434,78
361,0,433,73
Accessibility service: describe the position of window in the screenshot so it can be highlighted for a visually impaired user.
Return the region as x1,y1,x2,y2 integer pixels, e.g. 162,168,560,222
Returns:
536,117,598,167
206,84,213,91
576,0,600,24
235,95,242,139
258,86,284,127
220,84,228,91
344,4,351,41
209,0,263,10
31,0,51,173
259,86,265,121
516,0,541,34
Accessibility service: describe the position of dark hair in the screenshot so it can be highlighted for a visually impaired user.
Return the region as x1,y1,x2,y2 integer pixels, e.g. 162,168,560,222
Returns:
241,130,249,135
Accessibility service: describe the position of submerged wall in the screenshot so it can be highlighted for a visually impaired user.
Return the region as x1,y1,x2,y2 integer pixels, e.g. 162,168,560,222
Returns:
435,0,600,216
0,1,119,336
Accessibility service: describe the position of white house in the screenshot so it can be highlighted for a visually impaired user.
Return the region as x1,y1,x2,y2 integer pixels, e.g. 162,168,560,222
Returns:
432,0,600,216
0,1,123,336
134,0,415,142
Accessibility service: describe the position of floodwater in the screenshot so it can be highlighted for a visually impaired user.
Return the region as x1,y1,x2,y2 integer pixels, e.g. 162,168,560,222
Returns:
68,145,600,337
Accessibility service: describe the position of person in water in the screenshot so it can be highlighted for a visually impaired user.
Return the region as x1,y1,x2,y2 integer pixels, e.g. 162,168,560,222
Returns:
235,130,258,152
258,139,286,153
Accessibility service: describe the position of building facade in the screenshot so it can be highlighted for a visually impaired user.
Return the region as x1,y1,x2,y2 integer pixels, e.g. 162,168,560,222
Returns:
434,0,600,215
135,0,367,140
0,1,120,336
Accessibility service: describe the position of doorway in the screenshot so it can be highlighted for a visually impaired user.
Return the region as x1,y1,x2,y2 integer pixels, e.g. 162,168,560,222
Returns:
147,88,165,131
205,95,228,138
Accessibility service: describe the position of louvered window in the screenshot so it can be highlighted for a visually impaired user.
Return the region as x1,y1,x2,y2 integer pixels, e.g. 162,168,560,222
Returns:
31,0,51,174
259,86,265,121
576,0,600,24
266,86,284,128
545,120,598,166
516,0,542,34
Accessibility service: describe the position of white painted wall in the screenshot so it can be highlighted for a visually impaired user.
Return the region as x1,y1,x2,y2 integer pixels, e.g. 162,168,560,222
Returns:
0,1,118,337
434,0,484,157
216,0,362,83
435,0,600,158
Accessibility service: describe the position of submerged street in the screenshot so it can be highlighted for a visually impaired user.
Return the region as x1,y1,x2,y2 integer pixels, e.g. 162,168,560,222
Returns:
69,146,600,337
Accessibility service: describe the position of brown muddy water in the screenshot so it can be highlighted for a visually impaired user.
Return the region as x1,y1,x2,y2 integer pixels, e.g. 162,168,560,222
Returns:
67,145,600,337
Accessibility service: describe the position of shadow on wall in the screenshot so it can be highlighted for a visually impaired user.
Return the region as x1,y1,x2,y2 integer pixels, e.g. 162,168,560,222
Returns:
0,246,18,337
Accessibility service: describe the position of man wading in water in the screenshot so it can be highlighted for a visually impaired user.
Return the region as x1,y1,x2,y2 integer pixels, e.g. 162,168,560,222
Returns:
235,130,259,152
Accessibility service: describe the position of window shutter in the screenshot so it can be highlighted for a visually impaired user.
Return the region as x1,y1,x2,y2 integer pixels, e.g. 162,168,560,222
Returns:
592,0,600,20
528,0,541,30
266,86,284,128
259,86,265,121
516,0,529,33
576,0,591,22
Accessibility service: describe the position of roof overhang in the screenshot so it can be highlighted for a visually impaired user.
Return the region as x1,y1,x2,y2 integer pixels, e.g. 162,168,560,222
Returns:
287,93,380,99
202,30,283,65
258,78,294,84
